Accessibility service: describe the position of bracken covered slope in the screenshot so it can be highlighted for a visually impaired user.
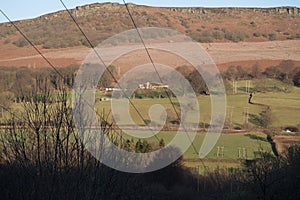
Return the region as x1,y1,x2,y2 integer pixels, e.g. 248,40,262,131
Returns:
0,3,299,69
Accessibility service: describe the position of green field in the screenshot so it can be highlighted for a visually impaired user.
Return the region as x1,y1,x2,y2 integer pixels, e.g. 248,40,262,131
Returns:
112,130,273,171
2,80,299,170
92,80,300,169
95,86,300,128
3,79,299,129
117,131,273,160
227,79,300,127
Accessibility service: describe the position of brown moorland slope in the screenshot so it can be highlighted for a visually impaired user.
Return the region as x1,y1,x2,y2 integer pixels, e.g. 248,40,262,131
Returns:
0,3,299,71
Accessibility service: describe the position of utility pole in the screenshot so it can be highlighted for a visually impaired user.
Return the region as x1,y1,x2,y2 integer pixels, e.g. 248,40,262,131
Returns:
227,106,234,129
245,80,251,93
217,146,224,158
243,107,249,125
233,80,235,94
233,80,238,94
221,146,224,158
238,147,247,159
242,148,247,159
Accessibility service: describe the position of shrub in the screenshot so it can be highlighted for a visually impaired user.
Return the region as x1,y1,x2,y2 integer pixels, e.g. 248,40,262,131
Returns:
253,32,263,37
3,38,10,44
224,30,246,42
260,107,273,128
250,21,256,27
268,33,277,41
212,31,224,40
181,20,190,28
12,38,28,47
195,30,213,42
293,71,300,86
198,36,213,43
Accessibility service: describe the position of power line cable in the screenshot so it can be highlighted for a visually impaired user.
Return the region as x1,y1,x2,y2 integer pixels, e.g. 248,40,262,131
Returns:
59,0,161,143
1,3,205,169
122,0,200,156
0,9,122,140
0,9,64,80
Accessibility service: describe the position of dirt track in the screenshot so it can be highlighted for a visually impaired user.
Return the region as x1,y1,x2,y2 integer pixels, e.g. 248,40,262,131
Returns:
0,40,299,71
273,135,300,154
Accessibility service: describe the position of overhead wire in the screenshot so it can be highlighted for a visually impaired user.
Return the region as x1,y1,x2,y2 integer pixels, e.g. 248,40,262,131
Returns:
122,0,200,156
59,0,161,143
1,2,208,169
0,8,123,142
0,9,65,80
0,9,66,130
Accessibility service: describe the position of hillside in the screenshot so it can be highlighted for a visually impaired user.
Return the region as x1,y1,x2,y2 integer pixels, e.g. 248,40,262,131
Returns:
0,3,300,69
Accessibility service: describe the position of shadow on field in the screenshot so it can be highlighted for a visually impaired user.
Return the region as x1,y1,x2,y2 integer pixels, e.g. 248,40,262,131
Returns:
249,113,263,127
245,133,268,142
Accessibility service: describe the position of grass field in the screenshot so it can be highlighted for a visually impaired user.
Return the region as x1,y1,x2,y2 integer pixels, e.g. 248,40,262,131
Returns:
117,131,273,160
2,79,299,129
228,79,300,127
113,130,273,171
2,80,299,170
95,85,300,128
92,80,300,170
